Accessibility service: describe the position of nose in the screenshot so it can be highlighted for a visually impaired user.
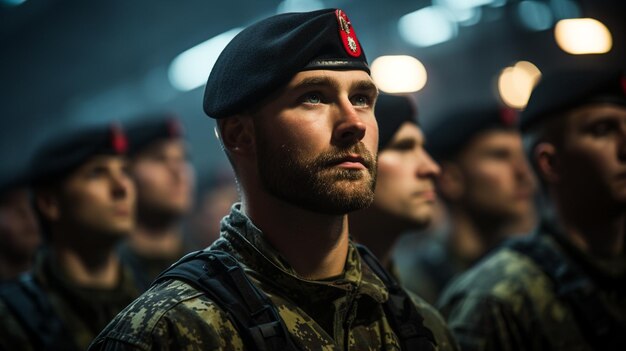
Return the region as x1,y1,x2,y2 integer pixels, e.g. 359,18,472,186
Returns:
110,172,133,199
332,100,367,147
417,150,441,178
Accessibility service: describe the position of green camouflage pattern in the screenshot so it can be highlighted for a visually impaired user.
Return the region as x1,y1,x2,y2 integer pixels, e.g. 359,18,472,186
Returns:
0,248,141,350
90,203,459,350
437,227,626,351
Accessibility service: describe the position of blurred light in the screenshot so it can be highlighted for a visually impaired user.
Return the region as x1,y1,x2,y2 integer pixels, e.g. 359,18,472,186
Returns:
1,0,27,6
555,18,612,54
517,1,553,31
277,0,325,14
433,0,483,26
168,28,243,92
549,0,581,20
489,0,508,7
498,61,542,109
399,6,458,47
436,0,498,10
371,56,427,93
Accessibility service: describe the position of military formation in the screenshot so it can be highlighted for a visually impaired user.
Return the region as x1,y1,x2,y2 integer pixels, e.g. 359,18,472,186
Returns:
0,6,624,351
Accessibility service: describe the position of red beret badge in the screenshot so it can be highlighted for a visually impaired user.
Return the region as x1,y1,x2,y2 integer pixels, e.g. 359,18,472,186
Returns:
335,9,361,58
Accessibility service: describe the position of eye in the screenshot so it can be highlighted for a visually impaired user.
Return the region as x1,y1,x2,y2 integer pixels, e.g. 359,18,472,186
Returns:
351,94,370,107
587,120,617,137
86,166,108,179
301,93,322,104
388,139,416,152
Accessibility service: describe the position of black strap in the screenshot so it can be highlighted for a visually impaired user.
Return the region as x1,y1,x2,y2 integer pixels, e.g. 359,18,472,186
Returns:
0,273,74,350
152,250,299,351
507,236,626,351
355,244,437,351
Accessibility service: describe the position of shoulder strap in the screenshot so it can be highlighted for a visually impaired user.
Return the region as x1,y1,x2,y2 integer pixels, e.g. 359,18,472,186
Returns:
507,235,626,350
355,244,437,351
152,250,299,351
0,273,74,350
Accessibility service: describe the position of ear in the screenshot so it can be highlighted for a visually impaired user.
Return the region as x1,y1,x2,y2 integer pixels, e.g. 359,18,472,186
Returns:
436,162,465,201
216,115,255,156
534,142,560,184
36,191,61,222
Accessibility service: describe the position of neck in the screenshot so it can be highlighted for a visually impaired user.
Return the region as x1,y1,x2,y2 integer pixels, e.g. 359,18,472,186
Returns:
129,224,182,258
51,242,121,288
349,207,407,266
0,255,33,280
242,196,350,280
448,208,505,264
553,194,625,257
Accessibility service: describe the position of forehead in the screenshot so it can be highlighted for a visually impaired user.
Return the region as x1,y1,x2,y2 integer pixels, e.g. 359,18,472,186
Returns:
389,122,423,142
286,69,375,90
568,103,626,123
464,129,522,151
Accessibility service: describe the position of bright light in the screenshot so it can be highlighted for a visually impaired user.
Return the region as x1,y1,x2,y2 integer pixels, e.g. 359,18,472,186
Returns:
517,0,553,31
498,61,542,109
277,0,325,13
435,0,498,11
371,56,428,94
168,28,243,92
1,0,27,6
555,18,612,54
398,6,458,47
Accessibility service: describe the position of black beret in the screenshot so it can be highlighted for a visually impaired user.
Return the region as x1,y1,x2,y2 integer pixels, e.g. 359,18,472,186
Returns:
126,113,184,156
375,94,419,150
29,123,128,186
203,8,369,119
426,106,518,161
521,68,626,131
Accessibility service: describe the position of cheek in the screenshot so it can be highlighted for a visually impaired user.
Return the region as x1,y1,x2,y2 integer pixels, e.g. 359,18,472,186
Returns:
375,157,407,198
135,166,168,190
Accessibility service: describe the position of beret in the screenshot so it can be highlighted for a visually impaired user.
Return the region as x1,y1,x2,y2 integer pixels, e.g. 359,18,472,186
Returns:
521,68,626,131
29,123,128,185
426,105,518,161
203,8,369,119
126,113,184,155
375,94,419,150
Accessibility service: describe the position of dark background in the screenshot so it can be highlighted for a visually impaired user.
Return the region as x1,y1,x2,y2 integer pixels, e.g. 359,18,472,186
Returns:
1,0,624,183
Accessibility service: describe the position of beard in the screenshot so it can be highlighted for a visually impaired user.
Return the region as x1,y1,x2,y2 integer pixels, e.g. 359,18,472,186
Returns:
256,137,377,215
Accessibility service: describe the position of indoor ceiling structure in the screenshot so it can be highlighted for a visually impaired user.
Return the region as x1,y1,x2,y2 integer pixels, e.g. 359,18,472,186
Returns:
1,0,624,181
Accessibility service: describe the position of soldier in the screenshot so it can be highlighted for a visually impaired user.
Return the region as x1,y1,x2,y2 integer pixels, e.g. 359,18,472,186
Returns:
350,93,441,268
0,123,141,350
0,178,40,281
90,9,458,351
119,115,195,290
406,105,535,303
437,68,626,351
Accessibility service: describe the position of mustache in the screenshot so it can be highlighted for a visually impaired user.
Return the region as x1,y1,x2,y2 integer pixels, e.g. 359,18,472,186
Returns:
314,143,376,170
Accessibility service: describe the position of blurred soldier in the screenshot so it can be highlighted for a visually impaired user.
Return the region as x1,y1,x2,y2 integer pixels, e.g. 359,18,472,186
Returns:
120,115,195,290
438,69,626,351
91,9,458,351
350,93,440,268
0,177,40,281
0,123,141,350
406,106,535,303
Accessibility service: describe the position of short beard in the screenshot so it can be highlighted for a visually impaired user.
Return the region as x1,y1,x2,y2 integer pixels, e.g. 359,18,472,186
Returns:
257,138,377,215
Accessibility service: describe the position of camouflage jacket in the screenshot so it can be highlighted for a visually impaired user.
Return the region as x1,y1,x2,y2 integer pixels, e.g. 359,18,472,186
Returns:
90,203,459,350
437,221,626,351
0,248,141,351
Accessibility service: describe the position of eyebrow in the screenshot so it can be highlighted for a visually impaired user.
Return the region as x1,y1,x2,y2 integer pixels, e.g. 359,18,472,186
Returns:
291,75,378,95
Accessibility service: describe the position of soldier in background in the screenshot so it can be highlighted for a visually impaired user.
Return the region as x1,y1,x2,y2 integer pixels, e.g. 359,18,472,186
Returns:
0,178,40,281
0,123,141,350
119,115,195,290
404,106,535,303
350,93,440,269
91,9,458,351
438,68,626,351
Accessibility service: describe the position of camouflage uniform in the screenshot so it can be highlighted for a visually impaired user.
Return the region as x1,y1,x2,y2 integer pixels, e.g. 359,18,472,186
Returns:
0,248,141,350
90,203,459,350
437,220,626,351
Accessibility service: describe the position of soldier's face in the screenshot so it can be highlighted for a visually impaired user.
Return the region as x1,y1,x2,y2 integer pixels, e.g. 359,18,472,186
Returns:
454,130,535,222
57,155,136,237
0,189,40,261
374,122,440,227
252,69,379,214
558,103,626,207
131,140,194,219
